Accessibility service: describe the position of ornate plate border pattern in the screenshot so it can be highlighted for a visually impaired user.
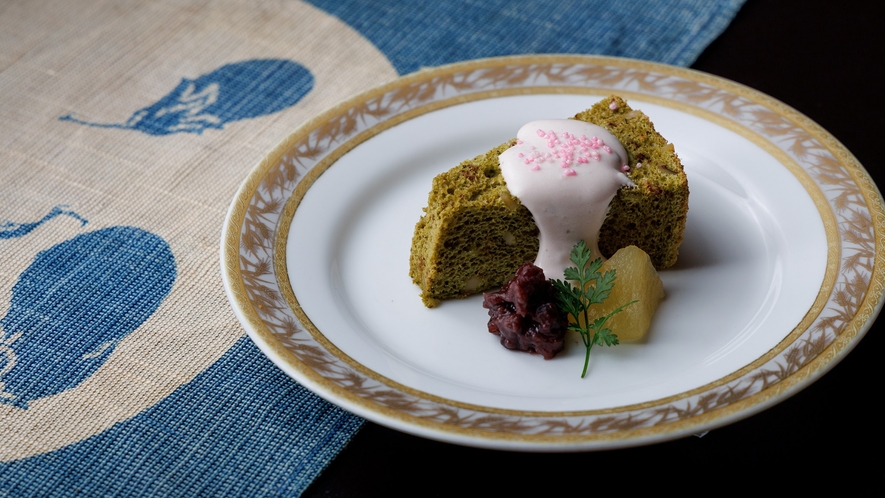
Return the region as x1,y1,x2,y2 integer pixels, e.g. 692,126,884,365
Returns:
221,55,883,449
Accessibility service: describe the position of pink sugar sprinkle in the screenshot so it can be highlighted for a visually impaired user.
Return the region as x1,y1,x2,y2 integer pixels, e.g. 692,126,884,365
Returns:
609,100,618,110
516,140,523,145
577,157,588,163
603,146,612,154
621,165,630,172
530,164,540,171
636,162,642,168
564,168,576,176
536,129,546,137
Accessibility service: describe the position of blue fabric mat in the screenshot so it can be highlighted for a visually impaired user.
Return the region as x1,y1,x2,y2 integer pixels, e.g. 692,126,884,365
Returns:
1,338,361,496
0,0,745,495
306,0,744,74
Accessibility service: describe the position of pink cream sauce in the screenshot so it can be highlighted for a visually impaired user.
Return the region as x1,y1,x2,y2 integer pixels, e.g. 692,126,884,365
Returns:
499,119,633,278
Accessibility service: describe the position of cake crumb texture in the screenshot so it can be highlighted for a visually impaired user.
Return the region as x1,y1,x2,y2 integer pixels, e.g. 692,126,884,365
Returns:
409,141,540,307
579,96,689,269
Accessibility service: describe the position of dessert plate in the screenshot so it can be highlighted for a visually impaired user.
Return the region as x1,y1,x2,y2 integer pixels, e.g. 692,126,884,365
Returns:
221,55,883,451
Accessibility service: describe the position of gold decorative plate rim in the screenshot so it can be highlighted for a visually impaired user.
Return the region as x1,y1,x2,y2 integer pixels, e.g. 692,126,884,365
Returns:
220,55,883,450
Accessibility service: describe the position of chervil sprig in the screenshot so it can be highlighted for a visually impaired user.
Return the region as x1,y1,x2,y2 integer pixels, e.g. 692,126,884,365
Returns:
551,241,635,378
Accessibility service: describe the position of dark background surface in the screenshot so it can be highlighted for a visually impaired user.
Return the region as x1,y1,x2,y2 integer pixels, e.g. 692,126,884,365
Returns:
305,1,883,494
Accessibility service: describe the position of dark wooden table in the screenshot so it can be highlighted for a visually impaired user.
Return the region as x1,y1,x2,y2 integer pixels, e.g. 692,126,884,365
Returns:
305,1,883,494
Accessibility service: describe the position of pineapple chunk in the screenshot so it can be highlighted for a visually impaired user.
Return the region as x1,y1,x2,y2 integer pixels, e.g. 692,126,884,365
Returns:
589,245,664,342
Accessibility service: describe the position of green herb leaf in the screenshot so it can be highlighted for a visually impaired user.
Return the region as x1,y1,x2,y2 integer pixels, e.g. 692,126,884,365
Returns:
550,240,636,378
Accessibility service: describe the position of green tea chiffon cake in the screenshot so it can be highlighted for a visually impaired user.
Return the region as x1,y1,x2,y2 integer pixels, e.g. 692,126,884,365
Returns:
409,96,689,307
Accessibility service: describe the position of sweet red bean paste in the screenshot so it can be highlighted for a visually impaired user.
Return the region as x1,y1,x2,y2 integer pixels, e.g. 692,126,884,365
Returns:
482,262,568,359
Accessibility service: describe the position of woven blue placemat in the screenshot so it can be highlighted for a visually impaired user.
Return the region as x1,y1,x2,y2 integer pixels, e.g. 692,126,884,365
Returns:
307,0,744,74
0,0,744,496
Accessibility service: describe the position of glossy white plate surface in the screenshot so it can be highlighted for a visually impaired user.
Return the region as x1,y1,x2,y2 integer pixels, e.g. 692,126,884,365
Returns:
222,55,883,451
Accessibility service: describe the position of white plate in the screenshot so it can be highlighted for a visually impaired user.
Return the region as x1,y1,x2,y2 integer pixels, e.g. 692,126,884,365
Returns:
221,55,883,451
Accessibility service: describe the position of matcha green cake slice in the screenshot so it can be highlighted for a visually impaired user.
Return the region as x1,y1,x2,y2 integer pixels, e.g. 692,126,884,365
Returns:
409,95,688,307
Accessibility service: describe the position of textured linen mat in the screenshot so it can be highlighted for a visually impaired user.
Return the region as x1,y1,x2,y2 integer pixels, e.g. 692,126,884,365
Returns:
0,0,744,495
